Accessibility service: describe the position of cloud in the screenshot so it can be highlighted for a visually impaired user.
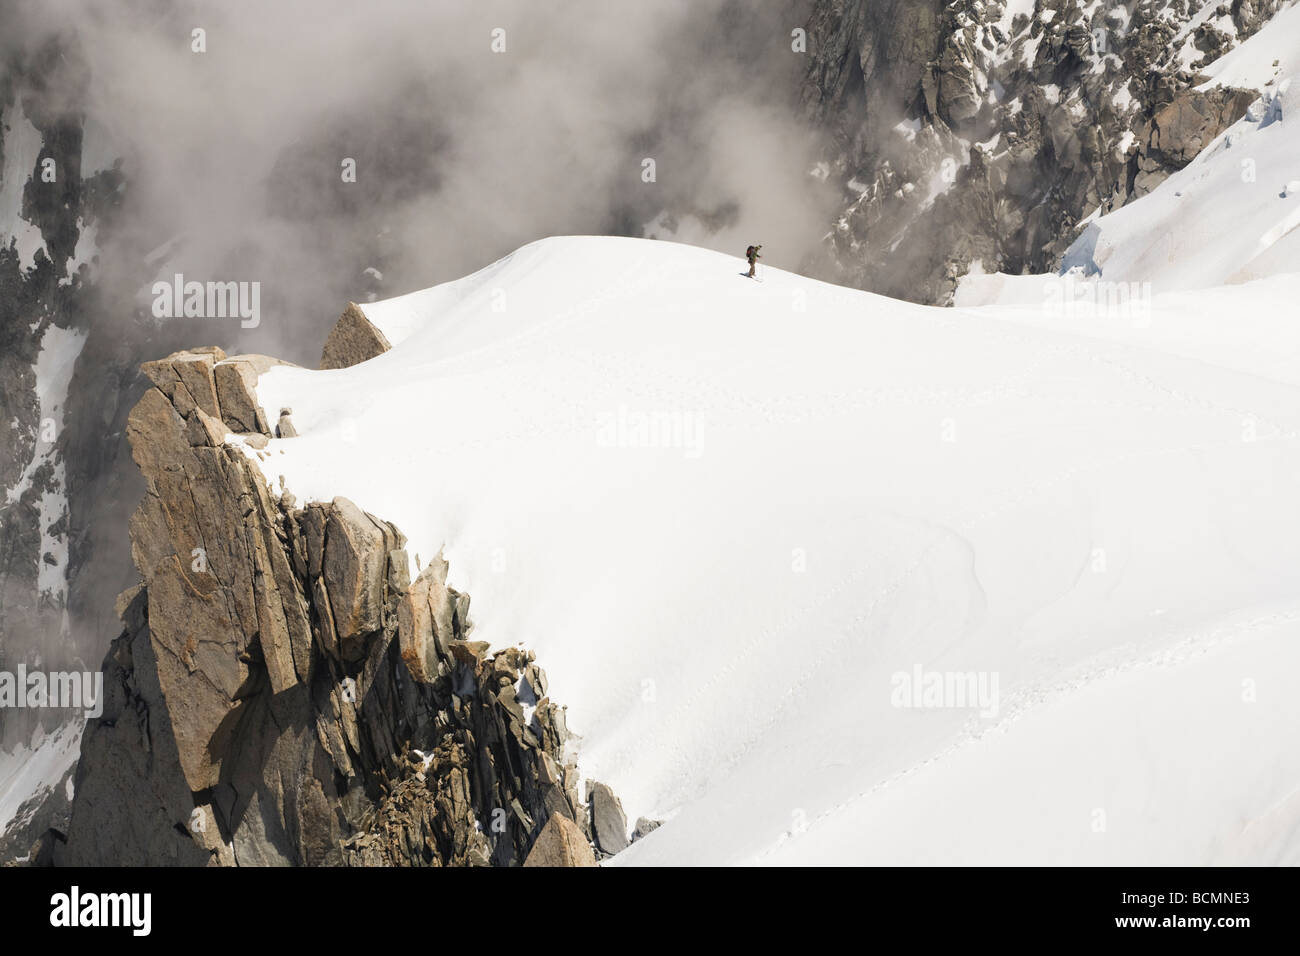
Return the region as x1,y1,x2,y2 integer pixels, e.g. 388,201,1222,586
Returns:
17,0,833,362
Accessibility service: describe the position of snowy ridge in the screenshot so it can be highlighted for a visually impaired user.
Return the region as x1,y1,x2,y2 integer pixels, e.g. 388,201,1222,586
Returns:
355,248,524,350
245,231,1300,864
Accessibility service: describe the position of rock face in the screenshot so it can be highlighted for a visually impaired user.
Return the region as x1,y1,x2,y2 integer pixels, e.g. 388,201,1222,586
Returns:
801,0,1280,303
631,816,663,842
318,302,391,370
588,780,629,856
1133,85,1260,189
51,348,609,866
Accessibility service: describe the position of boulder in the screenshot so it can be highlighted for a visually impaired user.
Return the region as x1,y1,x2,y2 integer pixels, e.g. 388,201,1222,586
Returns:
212,356,274,434
319,302,391,370
523,812,598,867
276,408,298,438
397,557,458,683
588,780,629,855
449,640,490,667
632,817,663,842
323,498,389,657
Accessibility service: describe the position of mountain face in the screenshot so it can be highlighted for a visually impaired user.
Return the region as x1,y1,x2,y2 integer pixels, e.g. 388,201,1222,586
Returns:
800,0,1286,303
1,31,131,756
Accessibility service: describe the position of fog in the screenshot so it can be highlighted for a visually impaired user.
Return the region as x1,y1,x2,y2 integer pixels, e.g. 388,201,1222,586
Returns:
16,0,833,363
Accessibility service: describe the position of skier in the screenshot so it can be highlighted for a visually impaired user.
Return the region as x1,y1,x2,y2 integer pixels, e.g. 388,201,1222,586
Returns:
746,244,762,278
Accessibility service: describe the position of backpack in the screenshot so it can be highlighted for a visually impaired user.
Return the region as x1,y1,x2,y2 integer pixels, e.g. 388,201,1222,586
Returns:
746,245,756,258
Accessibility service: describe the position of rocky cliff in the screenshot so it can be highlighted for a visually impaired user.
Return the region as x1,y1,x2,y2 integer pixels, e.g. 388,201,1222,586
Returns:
801,0,1285,303
37,347,618,866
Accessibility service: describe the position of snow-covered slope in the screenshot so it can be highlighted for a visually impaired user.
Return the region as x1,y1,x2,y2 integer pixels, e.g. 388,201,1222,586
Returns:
1197,0,1300,91
1066,80,1297,291
0,723,80,838
960,83,1298,299
247,233,1300,865
353,266,505,350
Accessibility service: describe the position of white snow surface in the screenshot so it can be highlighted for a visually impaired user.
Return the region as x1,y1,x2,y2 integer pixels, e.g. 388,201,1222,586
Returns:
250,231,1300,865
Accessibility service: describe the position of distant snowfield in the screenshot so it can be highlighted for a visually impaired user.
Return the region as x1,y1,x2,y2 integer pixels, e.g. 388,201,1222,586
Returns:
5,324,87,610
0,723,81,837
959,87,1299,301
251,226,1300,865
0,102,48,270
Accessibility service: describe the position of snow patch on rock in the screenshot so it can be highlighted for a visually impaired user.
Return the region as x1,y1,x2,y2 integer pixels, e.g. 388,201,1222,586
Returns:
0,102,47,270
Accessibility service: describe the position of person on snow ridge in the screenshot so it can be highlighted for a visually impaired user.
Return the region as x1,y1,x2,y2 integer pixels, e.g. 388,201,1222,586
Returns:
746,244,762,278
